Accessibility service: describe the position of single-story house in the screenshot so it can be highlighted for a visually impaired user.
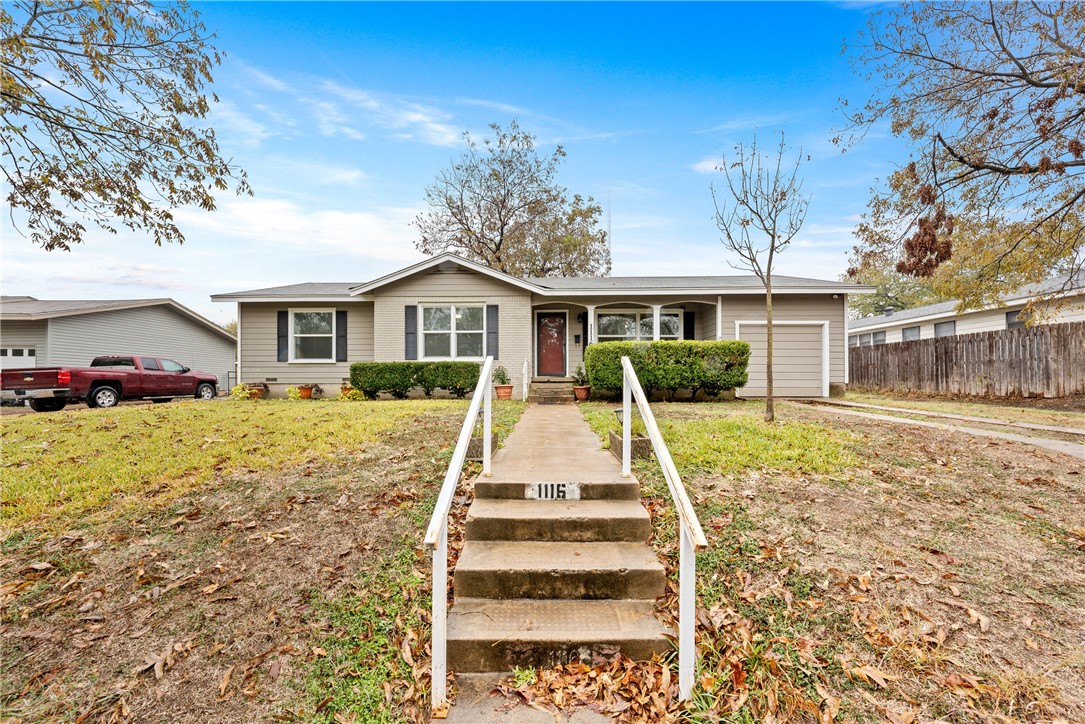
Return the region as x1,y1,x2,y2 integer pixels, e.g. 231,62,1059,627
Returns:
212,253,873,399
0,297,237,387
848,273,1085,347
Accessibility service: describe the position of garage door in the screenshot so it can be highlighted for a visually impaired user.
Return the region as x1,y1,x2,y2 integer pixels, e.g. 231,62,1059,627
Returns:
737,324,824,397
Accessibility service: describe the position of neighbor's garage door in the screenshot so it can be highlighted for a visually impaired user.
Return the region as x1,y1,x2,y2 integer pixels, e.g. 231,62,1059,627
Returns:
738,324,824,397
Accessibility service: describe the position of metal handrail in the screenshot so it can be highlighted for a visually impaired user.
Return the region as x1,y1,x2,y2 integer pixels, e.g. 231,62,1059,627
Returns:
424,355,493,715
522,357,530,401
620,356,707,701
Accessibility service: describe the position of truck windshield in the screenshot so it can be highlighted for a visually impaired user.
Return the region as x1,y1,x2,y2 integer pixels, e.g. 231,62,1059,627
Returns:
90,357,135,368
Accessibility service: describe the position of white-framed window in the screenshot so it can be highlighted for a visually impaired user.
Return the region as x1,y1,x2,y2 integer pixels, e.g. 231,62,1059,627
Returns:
902,326,921,342
290,309,335,362
872,331,886,345
421,304,485,359
934,321,956,338
1006,310,1026,330
848,335,859,348
597,310,681,341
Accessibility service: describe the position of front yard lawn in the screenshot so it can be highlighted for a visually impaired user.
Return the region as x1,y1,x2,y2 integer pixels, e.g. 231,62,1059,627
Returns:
844,391,1084,430
574,400,1084,722
1,398,525,723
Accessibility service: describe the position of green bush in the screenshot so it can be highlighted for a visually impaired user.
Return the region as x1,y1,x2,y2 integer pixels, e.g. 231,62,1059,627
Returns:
348,361,481,399
583,340,749,398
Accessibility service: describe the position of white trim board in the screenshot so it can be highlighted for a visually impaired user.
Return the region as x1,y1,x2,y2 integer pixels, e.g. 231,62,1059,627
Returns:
734,320,830,398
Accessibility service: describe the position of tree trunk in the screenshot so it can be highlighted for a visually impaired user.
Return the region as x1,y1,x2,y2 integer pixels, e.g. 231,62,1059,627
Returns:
765,281,775,422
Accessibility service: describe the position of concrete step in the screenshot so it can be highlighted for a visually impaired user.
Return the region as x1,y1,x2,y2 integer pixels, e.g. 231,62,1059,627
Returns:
527,397,576,405
465,499,652,542
474,479,640,500
447,598,671,672
455,541,666,599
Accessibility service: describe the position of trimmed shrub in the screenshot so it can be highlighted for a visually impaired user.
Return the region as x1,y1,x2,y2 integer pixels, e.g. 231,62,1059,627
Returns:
348,361,482,399
583,340,750,398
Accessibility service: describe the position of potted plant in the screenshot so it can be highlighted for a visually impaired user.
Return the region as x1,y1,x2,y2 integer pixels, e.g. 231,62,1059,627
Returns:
231,381,269,400
572,364,591,402
298,383,323,400
492,365,513,400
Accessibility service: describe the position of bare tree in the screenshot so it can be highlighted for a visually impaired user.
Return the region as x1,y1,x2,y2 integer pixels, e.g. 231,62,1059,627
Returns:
414,120,610,277
839,1,1085,309
713,132,809,422
1,0,250,252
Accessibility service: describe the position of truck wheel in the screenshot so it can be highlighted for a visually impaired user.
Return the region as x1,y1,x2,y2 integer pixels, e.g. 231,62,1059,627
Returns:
28,398,67,412
88,386,120,409
195,383,216,401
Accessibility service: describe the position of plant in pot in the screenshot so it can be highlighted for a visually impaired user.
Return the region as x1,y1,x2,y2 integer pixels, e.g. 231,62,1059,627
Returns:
492,365,513,400
298,383,323,400
572,364,591,402
231,381,269,400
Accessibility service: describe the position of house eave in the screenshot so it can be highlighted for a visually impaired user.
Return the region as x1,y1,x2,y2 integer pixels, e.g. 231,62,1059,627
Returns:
349,253,545,295
211,295,373,303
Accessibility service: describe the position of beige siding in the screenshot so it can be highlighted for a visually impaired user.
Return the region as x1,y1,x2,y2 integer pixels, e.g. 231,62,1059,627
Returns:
239,302,373,394
0,320,48,367
46,307,236,386
374,268,534,397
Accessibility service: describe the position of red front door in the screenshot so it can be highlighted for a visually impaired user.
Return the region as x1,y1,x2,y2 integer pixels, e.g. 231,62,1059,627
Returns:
537,313,566,377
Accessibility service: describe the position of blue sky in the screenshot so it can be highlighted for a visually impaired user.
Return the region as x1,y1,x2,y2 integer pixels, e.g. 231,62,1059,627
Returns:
2,1,901,324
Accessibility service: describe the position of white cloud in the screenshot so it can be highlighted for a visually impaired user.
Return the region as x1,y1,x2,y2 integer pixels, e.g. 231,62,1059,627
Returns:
691,157,721,174
171,197,423,262
322,81,460,146
210,101,276,148
697,113,798,135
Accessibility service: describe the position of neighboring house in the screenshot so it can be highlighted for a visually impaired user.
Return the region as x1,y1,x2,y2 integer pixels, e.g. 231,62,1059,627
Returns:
213,254,871,399
0,297,237,387
848,273,1085,347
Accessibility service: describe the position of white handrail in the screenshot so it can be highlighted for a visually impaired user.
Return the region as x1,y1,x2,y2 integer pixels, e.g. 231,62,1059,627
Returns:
522,358,530,401
424,355,493,716
621,356,707,701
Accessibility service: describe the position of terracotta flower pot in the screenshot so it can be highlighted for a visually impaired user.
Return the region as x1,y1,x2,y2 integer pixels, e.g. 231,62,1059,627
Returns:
248,386,265,400
494,384,513,401
573,385,591,402
298,386,313,400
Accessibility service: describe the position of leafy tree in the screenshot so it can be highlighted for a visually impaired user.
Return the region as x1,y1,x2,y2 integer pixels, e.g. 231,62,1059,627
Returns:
838,1,1084,309
713,132,809,422
222,320,238,335
414,120,610,277
844,256,946,318
1,0,250,252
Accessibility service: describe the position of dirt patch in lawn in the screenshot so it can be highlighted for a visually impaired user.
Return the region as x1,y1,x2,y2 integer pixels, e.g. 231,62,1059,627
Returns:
686,402,1085,721
1,401,525,723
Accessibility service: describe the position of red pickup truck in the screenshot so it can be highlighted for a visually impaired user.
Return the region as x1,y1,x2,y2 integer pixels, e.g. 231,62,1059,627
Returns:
0,355,219,412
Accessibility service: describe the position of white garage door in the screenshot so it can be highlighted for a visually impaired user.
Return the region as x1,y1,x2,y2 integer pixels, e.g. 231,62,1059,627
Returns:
738,324,825,398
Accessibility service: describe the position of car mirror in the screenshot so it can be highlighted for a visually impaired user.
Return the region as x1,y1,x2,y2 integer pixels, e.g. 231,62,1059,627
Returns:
181,366,190,373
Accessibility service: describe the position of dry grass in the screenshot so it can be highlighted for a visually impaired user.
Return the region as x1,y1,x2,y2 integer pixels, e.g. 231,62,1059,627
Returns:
0,399,525,723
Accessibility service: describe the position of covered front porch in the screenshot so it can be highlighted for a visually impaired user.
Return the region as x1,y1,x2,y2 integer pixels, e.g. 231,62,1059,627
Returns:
528,297,726,379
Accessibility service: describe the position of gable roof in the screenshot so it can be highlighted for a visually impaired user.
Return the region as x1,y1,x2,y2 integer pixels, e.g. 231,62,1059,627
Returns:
211,253,874,301
349,253,544,295
0,297,236,342
849,273,1085,330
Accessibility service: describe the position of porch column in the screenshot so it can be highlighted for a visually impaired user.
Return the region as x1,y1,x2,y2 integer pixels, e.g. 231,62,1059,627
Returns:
716,295,722,340
586,305,596,344
652,304,662,341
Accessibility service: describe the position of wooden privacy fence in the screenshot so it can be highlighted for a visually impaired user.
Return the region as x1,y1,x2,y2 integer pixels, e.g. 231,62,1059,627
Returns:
848,321,1084,398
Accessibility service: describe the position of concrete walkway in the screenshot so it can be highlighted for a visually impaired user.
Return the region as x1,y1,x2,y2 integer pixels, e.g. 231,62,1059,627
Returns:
444,404,620,724
487,404,627,482
814,405,1085,460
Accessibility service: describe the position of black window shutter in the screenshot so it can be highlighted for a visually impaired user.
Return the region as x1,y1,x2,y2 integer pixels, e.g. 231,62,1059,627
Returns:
336,310,347,362
683,311,696,340
404,306,417,360
277,311,289,362
486,305,499,359
582,312,589,346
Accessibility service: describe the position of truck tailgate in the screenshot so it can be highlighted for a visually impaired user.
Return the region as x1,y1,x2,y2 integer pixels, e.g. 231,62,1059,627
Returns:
1,368,64,390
